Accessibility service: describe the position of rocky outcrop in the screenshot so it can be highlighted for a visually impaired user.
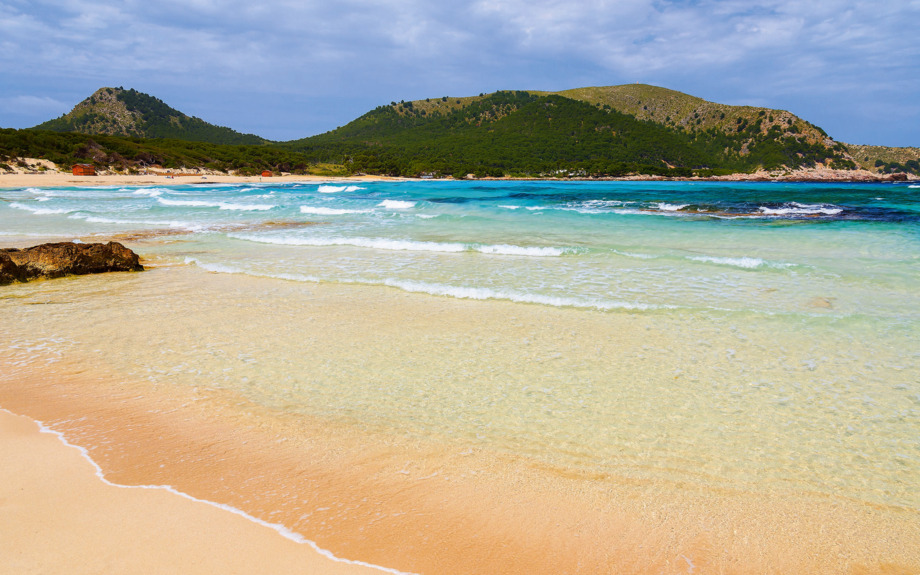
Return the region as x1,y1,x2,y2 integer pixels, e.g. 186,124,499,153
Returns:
0,242,143,285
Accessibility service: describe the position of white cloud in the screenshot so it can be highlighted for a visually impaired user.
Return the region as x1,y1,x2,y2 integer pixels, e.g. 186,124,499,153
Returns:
0,0,917,143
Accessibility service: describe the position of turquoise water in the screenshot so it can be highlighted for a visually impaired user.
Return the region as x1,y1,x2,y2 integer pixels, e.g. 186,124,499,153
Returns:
2,180,919,509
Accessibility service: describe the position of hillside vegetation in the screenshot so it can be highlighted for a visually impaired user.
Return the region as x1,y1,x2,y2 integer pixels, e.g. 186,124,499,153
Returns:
3,85,916,178
34,87,265,145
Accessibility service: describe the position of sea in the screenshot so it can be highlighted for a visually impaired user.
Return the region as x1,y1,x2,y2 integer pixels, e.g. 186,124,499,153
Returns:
2,179,919,556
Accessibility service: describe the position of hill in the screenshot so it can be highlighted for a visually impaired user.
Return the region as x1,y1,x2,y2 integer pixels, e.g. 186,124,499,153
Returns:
7,84,916,178
33,87,265,145
285,87,855,177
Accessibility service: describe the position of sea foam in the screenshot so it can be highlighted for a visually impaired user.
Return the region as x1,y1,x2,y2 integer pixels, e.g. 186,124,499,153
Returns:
688,256,766,269
378,200,416,209
157,198,275,211
317,185,364,193
758,202,842,216
9,202,71,215
228,233,572,256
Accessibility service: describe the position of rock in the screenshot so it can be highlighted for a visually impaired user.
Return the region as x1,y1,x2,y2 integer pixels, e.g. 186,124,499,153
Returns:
0,241,143,285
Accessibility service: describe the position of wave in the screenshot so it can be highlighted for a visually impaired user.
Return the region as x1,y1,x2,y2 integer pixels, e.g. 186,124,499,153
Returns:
687,255,775,269
8,202,71,215
299,206,370,215
612,250,659,260
68,213,204,230
476,244,571,256
228,234,466,252
317,185,365,193
383,279,663,310
184,258,661,311
758,202,842,216
908,185,919,189
157,198,275,211
132,188,167,197
656,203,688,212
378,200,416,209
228,233,573,256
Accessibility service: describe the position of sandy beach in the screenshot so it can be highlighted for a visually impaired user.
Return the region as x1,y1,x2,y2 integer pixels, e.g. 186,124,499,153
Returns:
0,409,388,575
2,177,919,574
0,170,396,189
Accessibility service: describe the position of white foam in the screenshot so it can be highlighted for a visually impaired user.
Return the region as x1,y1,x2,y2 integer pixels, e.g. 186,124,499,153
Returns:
69,214,204,230
378,200,416,209
0,409,414,575
689,256,765,269
758,202,842,216
475,244,570,257
908,185,919,189
8,202,71,215
228,233,572,257
317,185,364,193
656,203,688,212
612,250,658,260
132,188,167,197
498,205,522,210
228,234,466,253
415,214,438,219
299,206,370,215
382,279,661,311
157,198,275,211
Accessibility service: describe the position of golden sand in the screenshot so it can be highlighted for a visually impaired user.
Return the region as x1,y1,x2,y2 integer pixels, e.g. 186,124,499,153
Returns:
0,409,385,575
1,266,918,574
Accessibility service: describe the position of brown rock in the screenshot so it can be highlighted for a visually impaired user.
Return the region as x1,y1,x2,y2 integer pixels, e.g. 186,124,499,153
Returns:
0,242,143,285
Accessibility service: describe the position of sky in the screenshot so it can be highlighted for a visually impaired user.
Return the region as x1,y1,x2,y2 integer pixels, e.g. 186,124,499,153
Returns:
1,0,918,146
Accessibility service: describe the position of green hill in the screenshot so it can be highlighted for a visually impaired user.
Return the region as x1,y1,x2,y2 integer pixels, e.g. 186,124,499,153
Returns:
8,84,916,178
285,87,855,177
33,87,265,145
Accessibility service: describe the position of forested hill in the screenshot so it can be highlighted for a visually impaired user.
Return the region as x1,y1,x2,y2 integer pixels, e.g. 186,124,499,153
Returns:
33,87,265,146
284,88,854,177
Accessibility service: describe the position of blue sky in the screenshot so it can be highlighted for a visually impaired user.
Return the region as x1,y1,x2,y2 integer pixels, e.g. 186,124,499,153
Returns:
1,0,918,146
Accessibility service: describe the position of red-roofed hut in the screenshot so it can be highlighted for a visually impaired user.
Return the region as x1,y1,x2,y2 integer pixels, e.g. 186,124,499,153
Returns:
72,164,96,176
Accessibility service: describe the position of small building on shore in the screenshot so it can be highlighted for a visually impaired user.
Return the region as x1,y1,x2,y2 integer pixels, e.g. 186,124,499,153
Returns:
72,164,96,176
261,170,273,177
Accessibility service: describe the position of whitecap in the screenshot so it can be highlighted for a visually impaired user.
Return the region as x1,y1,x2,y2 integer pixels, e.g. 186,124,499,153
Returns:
132,188,167,197
378,200,416,209
758,202,842,216
157,197,275,211
317,185,364,193
8,202,71,215
656,203,688,212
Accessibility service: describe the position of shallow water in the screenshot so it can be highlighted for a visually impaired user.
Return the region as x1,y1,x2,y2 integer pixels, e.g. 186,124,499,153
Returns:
2,180,919,513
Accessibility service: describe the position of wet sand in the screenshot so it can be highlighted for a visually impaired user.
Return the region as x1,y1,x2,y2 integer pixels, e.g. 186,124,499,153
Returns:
1,265,918,574
0,409,387,575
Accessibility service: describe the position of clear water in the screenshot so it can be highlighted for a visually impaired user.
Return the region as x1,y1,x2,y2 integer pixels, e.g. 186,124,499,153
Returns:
2,180,919,510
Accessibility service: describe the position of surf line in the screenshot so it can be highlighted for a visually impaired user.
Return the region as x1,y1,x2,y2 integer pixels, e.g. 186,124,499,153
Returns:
1,407,417,575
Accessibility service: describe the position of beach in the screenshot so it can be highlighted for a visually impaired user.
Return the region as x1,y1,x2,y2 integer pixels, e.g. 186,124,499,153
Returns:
2,176,919,574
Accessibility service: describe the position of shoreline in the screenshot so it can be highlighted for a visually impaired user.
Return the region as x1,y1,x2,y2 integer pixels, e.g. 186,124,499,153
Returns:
2,265,918,574
0,168,915,189
0,408,395,575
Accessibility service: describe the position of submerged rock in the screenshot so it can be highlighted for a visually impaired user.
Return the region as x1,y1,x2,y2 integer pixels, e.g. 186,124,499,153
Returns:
0,241,143,285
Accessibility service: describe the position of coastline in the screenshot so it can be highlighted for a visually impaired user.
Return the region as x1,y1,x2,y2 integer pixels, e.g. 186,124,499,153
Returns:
0,408,392,575
0,166,915,189
2,264,918,574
